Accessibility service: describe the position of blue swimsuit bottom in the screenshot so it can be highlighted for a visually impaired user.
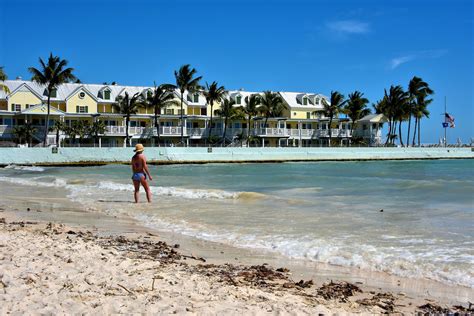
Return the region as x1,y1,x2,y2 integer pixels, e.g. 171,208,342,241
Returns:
132,172,146,181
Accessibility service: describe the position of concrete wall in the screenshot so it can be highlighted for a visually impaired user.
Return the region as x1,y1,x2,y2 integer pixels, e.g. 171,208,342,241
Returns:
0,147,472,166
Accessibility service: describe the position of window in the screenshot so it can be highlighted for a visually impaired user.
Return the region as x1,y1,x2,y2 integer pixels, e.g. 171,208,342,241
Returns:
306,112,311,119
187,94,192,102
242,123,247,128
25,104,30,109
303,97,308,105
177,109,185,115
193,93,199,103
236,95,242,104
200,108,207,116
372,123,377,129
50,89,57,98
363,124,368,130
192,122,199,128
11,104,21,111
315,97,320,105
165,109,174,115
234,122,241,128
76,105,88,113
79,91,86,99
104,90,111,100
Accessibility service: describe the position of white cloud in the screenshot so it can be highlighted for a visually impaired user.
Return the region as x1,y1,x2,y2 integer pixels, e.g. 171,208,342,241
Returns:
390,55,415,69
389,49,448,69
326,20,370,34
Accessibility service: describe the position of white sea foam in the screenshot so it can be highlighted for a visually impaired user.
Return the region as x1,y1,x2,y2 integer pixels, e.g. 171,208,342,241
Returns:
128,213,474,288
0,176,246,200
4,165,45,172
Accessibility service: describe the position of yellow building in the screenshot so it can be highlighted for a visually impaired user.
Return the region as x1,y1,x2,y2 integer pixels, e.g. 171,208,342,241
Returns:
0,80,384,147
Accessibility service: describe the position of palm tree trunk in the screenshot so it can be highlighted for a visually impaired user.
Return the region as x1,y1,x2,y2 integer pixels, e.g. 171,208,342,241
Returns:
417,119,421,147
56,129,60,146
43,94,51,147
385,120,391,146
154,113,160,146
222,117,228,144
406,115,411,147
350,120,355,146
180,93,184,145
398,120,404,147
247,115,251,147
412,117,418,146
125,115,130,147
328,117,333,147
208,102,213,142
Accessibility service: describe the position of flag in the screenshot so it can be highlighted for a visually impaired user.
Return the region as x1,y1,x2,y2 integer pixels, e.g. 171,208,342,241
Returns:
445,113,455,128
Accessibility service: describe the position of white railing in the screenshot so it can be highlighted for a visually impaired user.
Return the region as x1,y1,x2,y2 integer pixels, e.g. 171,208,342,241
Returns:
160,126,184,136
254,128,289,136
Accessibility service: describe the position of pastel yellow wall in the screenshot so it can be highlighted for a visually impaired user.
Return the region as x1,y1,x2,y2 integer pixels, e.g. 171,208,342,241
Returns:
289,110,314,119
66,90,97,113
8,91,42,110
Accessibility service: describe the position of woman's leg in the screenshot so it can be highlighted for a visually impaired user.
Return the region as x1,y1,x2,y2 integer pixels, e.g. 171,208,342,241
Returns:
140,177,152,203
133,180,141,203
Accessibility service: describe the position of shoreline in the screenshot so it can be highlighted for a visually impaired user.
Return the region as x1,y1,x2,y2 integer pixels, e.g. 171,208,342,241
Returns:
1,208,473,314
0,147,472,167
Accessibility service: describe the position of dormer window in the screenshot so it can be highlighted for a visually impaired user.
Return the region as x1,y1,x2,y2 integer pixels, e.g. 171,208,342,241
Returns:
315,97,320,105
235,95,242,104
303,97,308,105
44,88,57,98
104,89,111,100
193,93,199,103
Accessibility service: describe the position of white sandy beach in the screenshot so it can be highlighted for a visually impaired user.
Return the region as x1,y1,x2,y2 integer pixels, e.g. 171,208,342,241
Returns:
1,208,472,315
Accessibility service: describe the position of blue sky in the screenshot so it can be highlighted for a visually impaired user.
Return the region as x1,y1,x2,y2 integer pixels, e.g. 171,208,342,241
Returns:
1,0,472,144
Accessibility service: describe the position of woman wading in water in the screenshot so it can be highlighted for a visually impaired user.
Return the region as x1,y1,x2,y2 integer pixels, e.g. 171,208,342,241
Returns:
131,144,153,203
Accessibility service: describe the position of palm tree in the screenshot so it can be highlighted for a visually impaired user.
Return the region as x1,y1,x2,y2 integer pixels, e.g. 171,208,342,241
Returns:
0,66,9,93
174,65,202,145
71,120,90,147
89,120,106,147
345,91,371,141
49,120,66,147
13,123,37,147
382,85,409,146
408,77,434,147
242,94,260,146
203,81,227,142
28,53,77,146
215,98,237,145
144,83,178,146
322,91,347,147
258,91,285,130
114,92,143,147
413,95,433,147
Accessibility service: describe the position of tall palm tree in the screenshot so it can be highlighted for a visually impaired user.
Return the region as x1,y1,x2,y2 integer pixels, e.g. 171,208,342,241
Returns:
203,81,227,142
242,94,260,146
322,91,347,147
345,91,371,140
0,66,9,93
174,65,202,145
382,85,409,146
413,95,433,147
28,53,77,146
408,77,434,147
144,83,178,146
114,92,143,147
258,91,285,129
215,98,237,145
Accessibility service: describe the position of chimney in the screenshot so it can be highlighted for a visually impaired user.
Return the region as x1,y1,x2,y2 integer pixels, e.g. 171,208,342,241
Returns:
16,76,22,80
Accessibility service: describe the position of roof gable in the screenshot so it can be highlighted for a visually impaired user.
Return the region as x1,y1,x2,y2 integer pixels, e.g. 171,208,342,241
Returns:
22,104,66,115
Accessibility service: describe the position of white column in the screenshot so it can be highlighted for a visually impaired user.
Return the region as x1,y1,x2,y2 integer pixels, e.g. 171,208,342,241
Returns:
99,137,102,148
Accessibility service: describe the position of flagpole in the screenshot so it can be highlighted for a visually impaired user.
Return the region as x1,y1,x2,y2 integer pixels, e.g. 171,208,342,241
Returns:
444,96,447,147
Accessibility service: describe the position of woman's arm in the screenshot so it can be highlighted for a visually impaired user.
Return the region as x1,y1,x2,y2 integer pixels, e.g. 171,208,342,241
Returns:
143,157,153,181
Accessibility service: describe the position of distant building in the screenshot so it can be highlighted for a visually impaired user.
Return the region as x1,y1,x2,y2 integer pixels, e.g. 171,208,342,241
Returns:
0,80,384,147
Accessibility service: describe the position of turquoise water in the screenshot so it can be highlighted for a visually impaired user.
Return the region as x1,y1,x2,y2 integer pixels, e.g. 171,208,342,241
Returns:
0,159,473,287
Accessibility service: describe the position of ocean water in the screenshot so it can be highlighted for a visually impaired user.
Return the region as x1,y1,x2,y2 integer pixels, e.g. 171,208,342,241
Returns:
0,160,473,288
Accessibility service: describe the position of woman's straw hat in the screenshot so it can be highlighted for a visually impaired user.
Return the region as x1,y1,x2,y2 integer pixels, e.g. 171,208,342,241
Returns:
134,143,144,152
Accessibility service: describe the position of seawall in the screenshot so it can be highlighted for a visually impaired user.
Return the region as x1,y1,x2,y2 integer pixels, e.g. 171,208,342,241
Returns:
0,147,472,166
